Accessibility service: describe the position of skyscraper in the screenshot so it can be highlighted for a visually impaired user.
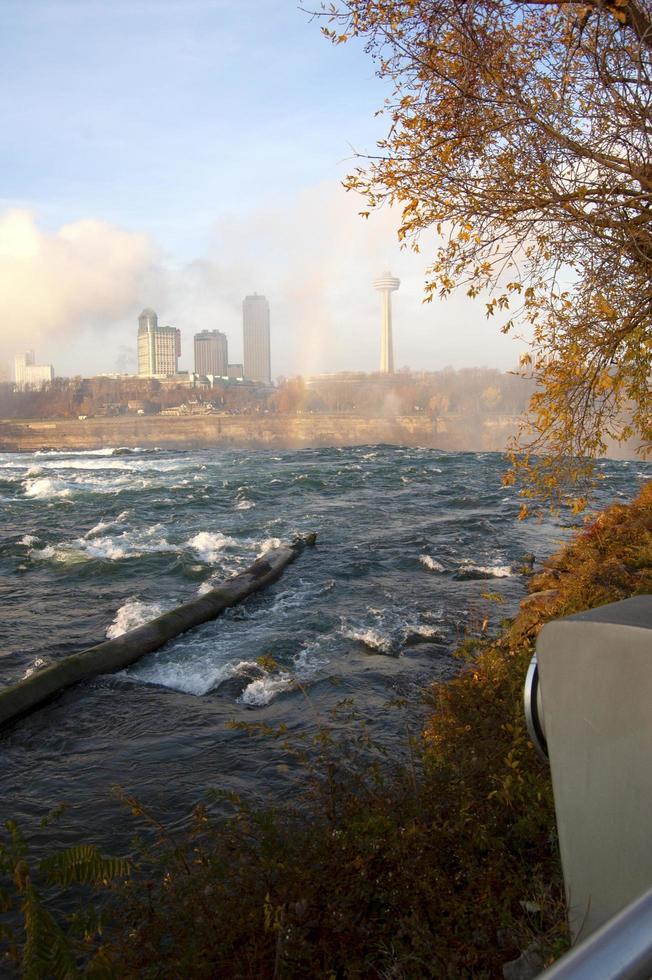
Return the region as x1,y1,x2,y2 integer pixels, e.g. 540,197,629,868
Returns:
137,308,181,376
194,330,228,377
242,293,271,384
373,272,400,374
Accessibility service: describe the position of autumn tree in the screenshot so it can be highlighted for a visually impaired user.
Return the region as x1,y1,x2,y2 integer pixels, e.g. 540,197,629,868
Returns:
318,0,652,510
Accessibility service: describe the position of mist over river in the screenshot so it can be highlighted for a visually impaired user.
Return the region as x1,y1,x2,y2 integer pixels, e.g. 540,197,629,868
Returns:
0,446,649,856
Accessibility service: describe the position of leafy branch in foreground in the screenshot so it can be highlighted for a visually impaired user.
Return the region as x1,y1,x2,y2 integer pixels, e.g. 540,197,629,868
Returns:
315,0,652,509
0,815,129,979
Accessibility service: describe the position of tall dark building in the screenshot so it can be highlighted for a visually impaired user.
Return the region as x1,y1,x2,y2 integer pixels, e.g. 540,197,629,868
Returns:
242,293,271,384
194,329,228,377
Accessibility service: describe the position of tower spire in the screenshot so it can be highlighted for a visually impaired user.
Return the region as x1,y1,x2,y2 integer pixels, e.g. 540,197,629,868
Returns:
373,271,400,374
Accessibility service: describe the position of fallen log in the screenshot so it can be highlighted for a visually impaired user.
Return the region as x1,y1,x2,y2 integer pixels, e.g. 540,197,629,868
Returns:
0,534,317,729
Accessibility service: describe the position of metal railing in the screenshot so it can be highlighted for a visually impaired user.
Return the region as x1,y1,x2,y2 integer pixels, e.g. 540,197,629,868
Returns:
539,886,652,980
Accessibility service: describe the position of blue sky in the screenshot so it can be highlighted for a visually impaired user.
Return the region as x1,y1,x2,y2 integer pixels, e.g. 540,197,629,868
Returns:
0,0,524,377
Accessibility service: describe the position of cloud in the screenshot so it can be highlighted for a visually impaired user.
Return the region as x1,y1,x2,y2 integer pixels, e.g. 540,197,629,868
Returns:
0,210,159,367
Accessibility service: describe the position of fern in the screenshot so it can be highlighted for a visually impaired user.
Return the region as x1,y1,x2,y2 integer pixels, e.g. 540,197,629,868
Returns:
41,846,130,888
22,882,80,979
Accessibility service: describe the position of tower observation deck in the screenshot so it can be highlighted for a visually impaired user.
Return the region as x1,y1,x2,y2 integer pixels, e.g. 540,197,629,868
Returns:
373,272,400,374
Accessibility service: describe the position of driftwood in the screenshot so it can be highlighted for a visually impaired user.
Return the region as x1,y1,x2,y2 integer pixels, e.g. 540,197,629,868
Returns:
0,534,316,729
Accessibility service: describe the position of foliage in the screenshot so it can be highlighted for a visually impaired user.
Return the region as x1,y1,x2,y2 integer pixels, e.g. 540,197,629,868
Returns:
0,813,129,979
2,483,651,977
316,0,652,507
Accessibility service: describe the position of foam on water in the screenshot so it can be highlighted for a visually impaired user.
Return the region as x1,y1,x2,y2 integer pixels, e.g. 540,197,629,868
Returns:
28,524,176,564
24,477,72,499
456,561,512,578
238,643,328,706
420,555,445,573
19,534,39,546
239,671,294,706
80,526,175,561
22,657,48,679
28,545,57,560
341,626,393,654
188,531,237,563
85,510,131,538
106,598,165,639
258,537,282,555
35,447,118,457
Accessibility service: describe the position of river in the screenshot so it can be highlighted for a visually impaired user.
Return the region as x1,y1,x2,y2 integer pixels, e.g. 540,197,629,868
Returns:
0,445,648,857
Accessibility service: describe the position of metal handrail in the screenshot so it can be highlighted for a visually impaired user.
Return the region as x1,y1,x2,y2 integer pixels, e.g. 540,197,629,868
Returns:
538,886,652,980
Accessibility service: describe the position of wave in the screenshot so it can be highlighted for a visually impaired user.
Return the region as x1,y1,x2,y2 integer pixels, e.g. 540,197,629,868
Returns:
187,531,237,563
29,525,176,564
85,510,131,538
106,598,165,639
238,643,328,706
35,447,119,457
19,533,39,546
34,446,160,458
454,561,512,580
125,647,240,696
24,476,72,499
341,626,393,654
28,545,60,561
257,537,282,556
420,555,445,573
404,624,446,644
238,671,294,706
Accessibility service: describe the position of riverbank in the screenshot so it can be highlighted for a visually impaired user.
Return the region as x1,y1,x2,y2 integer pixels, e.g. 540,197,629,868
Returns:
0,411,526,453
3,480,650,977
1,412,640,457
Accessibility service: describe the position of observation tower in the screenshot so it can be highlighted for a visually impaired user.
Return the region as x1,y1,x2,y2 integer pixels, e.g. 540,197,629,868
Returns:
373,271,400,374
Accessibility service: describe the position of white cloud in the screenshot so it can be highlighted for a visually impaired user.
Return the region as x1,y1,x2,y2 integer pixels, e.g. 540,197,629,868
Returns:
0,210,159,370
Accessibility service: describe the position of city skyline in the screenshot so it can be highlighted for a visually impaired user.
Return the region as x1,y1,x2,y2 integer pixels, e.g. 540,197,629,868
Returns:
0,2,528,380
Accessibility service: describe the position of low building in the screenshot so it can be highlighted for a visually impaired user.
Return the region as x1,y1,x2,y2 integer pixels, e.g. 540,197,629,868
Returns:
14,351,55,389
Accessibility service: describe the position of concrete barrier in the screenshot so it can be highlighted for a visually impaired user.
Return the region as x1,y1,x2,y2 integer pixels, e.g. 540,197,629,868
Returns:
0,534,316,729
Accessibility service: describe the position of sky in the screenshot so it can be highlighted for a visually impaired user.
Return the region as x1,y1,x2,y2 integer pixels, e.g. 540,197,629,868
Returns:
0,0,526,379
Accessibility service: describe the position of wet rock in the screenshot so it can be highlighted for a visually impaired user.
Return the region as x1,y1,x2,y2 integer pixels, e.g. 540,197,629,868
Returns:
502,943,544,980
215,663,265,698
530,572,561,593
403,629,445,647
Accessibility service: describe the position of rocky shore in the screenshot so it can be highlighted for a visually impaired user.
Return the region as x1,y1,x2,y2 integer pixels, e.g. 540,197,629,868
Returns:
0,411,521,453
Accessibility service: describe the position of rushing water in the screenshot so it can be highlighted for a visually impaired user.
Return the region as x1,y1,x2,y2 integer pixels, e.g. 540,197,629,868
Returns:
0,445,649,855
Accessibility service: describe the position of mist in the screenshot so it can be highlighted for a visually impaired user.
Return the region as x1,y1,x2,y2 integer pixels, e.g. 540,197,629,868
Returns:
0,187,528,381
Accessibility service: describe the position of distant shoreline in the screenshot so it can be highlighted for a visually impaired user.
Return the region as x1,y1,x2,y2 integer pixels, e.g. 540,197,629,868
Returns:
0,413,640,458
0,412,520,454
